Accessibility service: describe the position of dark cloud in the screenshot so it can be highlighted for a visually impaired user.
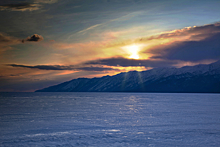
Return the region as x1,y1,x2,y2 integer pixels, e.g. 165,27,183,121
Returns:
22,34,44,43
77,67,119,71
149,31,220,62
7,64,117,71
85,57,175,68
8,64,72,70
0,3,40,11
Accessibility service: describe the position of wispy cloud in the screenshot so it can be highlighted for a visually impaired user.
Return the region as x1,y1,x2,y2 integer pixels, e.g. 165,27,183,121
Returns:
0,3,41,11
0,0,58,11
77,24,102,34
109,11,144,23
72,11,143,37
0,33,20,44
0,33,21,52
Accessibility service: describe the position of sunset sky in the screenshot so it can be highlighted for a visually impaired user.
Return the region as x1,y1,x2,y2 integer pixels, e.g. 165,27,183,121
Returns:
0,0,220,92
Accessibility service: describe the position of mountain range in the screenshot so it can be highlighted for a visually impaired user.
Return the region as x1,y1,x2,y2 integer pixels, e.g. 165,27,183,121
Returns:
36,60,220,93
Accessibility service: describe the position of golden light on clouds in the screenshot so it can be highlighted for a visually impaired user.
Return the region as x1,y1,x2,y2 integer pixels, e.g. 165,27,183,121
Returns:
114,66,149,72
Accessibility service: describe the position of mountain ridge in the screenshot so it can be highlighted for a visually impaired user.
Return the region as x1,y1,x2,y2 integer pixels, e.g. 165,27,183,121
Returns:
36,60,220,93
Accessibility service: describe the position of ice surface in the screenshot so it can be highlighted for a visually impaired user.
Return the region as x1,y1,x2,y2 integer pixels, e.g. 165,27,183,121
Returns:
0,92,220,146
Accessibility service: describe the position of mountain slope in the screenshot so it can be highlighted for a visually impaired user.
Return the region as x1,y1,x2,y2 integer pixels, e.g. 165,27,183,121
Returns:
36,60,220,93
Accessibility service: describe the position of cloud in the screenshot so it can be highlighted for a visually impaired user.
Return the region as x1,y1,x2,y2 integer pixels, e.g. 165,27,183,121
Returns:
22,34,44,43
77,24,102,34
144,23,220,62
0,33,21,52
137,22,220,43
0,33,20,43
71,11,142,37
8,64,72,70
34,0,58,4
149,33,220,62
77,67,119,71
85,57,176,68
0,33,44,53
7,64,117,72
0,3,41,11
0,33,44,49
0,0,58,11
0,33,44,44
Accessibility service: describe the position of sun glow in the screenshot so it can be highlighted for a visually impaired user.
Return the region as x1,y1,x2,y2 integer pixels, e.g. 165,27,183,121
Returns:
123,44,140,59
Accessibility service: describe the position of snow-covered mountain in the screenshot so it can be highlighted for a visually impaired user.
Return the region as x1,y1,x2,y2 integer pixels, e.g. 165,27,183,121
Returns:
36,60,220,93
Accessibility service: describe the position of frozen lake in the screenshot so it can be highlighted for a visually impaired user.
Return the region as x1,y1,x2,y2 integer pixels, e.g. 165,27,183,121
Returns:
0,92,220,146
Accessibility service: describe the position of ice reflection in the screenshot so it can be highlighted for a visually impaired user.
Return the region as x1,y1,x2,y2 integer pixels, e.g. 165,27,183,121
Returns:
125,95,138,113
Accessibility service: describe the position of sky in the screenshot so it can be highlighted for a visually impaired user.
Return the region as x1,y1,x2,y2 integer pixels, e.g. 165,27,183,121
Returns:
0,0,220,92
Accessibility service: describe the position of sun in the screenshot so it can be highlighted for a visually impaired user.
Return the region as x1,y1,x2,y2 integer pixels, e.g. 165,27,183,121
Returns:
124,45,140,59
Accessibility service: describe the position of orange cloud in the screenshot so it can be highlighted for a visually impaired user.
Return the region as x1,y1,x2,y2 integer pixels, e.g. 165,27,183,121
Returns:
136,22,220,43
